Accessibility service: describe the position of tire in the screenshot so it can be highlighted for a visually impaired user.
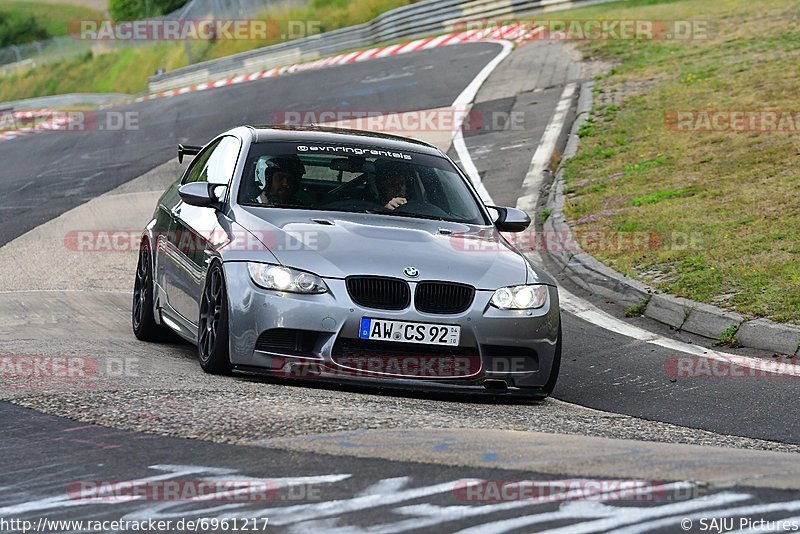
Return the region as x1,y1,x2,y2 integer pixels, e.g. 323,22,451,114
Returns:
542,320,562,396
132,241,166,342
197,262,233,374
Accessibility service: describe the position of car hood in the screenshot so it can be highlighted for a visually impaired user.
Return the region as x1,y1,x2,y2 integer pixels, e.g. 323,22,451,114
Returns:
234,208,550,289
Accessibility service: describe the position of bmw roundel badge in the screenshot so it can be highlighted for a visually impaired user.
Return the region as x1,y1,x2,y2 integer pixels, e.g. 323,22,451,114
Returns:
403,266,419,278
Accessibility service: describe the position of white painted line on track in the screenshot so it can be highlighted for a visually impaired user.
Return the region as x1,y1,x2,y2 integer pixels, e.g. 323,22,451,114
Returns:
557,284,800,377
456,482,712,534
529,491,753,534
455,57,800,377
450,40,514,205
450,41,512,110
614,497,800,534
4,25,537,145
516,82,577,212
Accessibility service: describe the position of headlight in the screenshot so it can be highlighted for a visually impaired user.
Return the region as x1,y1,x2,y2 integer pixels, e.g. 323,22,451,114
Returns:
247,263,327,294
490,284,548,310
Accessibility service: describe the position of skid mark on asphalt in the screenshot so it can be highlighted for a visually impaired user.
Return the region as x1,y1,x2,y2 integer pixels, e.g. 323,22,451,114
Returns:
557,286,800,378
3,463,800,533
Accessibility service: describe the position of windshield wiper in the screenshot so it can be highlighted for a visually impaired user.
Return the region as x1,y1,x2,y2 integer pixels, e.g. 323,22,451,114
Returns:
252,203,451,221
377,211,448,222
322,208,378,215
266,203,308,209
252,204,375,214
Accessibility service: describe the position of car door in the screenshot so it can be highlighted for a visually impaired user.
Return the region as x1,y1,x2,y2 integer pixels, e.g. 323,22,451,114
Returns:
155,139,218,318
161,136,241,325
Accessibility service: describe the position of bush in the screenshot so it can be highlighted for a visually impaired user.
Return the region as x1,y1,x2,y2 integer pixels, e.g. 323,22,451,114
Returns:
0,10,50,47
109,0,189,21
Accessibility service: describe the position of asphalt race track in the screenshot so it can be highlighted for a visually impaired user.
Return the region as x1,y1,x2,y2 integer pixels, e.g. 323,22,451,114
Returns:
2,402,800,533
1,39,799,530
0,43,497,246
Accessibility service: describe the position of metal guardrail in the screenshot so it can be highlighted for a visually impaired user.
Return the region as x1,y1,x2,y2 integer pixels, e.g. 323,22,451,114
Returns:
0,0,305,73
148,0,614,93
0,38,93,75
0,93,130,112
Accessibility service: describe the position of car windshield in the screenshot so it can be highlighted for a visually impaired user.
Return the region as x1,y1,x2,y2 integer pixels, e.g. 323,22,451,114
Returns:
237,142,489,225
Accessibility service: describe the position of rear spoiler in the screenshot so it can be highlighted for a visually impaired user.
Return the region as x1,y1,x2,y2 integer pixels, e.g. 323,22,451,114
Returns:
177,144,202,163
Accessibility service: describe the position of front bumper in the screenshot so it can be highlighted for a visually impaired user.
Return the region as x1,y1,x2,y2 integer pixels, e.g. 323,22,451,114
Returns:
223,262,560,397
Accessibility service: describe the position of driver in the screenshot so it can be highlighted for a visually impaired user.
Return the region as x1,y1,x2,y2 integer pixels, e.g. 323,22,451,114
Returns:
375,161,410,211
254,155,306,205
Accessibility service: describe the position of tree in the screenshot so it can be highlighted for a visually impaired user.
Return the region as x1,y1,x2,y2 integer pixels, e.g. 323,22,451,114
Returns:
109,0,190,21
0,11,50,47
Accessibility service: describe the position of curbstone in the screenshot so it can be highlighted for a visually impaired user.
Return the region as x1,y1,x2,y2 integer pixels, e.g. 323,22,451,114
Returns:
565,253,651,309
544,161,653,309
736,319,800,356
644,294,693,330
541,218,572,269
681,302,743,340
538,78,800,354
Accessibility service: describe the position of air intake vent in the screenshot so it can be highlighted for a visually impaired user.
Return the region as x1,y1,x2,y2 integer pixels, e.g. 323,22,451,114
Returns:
255,329,318,355
414,281,475,314
332,338,480,378
346,276,411,310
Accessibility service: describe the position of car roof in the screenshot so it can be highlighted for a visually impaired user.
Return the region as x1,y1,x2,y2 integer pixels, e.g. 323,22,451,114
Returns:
245,124,444,157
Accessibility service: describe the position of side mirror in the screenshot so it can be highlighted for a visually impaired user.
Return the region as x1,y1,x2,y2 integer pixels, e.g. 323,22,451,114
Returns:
490,206,531,232
178,182,223,209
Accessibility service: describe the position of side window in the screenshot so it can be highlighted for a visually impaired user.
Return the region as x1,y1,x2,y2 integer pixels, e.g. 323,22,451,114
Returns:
206,137,241,185
182,137,241,185
182,139,220,185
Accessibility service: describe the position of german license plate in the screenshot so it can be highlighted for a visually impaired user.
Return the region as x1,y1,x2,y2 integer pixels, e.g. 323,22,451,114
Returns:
359,318,461,346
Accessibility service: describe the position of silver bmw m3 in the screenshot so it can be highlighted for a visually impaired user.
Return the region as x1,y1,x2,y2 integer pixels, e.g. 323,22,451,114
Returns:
133,125,561,398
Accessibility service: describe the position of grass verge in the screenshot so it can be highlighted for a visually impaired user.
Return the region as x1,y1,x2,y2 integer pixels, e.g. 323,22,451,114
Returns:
0,0,417,101
2,1,102,39
560,0,800,324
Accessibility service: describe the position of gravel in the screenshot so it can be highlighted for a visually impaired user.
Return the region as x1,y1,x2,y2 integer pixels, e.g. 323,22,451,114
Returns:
8,377,800,454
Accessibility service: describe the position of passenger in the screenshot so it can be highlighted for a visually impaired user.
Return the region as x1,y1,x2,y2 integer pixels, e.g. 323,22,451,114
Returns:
375,161,410,210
